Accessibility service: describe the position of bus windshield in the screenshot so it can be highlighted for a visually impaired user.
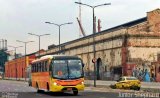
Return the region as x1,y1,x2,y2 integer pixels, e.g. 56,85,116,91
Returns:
52,59,83,79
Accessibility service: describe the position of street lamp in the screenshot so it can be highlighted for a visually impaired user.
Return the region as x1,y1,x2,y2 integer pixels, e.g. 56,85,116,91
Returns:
0,39,4,50
75,2,111,87
0,39,7,50
16,40,34,80
8,45,23,80
28,33,50,57
45,22,73,53
8,45,23,59
0,39,2,50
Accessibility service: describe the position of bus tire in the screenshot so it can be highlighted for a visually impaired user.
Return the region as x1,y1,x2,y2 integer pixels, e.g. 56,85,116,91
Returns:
73,90,78,96
47,83,50,91
36,83,41,93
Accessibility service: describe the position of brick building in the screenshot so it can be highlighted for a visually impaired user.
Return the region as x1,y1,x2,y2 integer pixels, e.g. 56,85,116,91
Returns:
5,52,37,80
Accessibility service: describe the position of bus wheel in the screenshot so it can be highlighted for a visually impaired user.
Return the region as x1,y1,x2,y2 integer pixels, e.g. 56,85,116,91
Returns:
47,83,50,91
36,83,42,93
73,90,78,96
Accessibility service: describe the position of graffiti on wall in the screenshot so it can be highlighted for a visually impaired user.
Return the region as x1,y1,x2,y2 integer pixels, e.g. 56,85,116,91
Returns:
132,64,156,82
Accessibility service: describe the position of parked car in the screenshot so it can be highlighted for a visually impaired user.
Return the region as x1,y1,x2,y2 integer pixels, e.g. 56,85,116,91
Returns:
115,76,141,90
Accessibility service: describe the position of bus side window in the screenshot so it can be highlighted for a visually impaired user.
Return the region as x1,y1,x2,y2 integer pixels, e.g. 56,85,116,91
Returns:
34,64,35,72
38,62,40,72
42,61,44,72
45,61,48,72
34,64,36,72
35,63,37,72
34,63,35,72
41,62,43,72
36,63,38,72
44,61,45,72
49,61,53,76
31,64,33,72
39,62,41,72
41,62,44,72
49,61,53,72
40,62,42,72
44,61,46,72
33,64,35,72
34,63,36,72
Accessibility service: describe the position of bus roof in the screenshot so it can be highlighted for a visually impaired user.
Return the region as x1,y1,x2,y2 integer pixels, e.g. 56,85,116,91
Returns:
32,55,80,63
53,55,80,60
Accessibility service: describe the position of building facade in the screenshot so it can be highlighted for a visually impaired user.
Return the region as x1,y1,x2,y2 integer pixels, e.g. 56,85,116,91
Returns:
5,53,36,80
40,9,160,82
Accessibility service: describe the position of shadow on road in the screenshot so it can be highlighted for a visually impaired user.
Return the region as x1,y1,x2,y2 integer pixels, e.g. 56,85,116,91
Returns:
36,91,83,97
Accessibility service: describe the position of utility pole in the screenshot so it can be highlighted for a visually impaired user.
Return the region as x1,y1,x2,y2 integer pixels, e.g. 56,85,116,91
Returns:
79,0,82,37
45,22,72,54
16,40,34,81
28,33,50,57
75,2,111,87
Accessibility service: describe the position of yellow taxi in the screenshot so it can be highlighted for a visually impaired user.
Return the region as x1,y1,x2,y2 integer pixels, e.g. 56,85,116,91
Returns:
115,76,141,90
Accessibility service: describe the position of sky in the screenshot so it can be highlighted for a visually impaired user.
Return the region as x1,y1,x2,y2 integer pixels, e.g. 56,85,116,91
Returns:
0,0,160,55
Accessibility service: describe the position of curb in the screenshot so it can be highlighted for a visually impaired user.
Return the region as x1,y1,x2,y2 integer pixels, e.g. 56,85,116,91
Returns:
85,84,111,89
85,83,160,93
141,88,160,93
2,79,28,83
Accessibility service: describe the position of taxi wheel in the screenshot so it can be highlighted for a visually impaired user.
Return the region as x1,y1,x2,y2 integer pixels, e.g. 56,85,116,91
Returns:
122,85,124,89
130,86,134,90
115,85,119,89
131,86,140,91
136,87,140,91
73,90,78,96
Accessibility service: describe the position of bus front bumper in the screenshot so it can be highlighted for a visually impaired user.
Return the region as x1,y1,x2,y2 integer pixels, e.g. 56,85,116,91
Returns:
50,84,85,92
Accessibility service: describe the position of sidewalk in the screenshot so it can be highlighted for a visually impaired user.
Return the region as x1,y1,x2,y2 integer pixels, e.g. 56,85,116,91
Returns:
85,80,160,92
4,77,29,81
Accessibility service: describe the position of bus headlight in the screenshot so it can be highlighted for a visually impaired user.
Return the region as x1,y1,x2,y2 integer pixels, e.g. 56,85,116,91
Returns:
53,82,61,86
78,81,84,85
53,82,57,86
81,82,84,85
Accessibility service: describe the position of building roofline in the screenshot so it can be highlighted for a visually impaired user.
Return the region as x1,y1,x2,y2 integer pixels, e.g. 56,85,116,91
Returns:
48,17,147,49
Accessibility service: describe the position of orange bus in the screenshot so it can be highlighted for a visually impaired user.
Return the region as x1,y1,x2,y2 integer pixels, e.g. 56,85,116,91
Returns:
31,55,85,95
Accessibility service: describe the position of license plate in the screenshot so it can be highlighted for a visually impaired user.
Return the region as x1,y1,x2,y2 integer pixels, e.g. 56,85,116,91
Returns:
67,88,72,91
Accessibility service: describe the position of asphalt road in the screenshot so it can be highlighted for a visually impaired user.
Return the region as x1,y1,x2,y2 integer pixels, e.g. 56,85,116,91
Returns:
0,80,159,98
